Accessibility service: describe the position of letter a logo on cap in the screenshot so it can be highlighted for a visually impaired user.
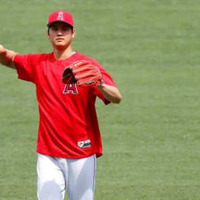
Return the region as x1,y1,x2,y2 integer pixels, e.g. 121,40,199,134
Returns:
57,11,64,21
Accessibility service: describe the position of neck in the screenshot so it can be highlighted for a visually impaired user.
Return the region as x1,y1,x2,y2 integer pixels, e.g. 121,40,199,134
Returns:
53,46,73,60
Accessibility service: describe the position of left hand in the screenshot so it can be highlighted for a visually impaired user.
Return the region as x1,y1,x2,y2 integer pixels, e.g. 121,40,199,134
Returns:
62,60,103,86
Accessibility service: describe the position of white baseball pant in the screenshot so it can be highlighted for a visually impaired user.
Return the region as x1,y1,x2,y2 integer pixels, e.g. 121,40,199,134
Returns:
37,154,96,200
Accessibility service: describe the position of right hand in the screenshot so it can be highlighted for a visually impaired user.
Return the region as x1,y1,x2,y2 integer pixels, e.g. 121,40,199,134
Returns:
0,45,16,68
0,44,5,54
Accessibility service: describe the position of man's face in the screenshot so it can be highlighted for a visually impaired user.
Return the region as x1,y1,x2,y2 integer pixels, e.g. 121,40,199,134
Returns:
48,22,75,50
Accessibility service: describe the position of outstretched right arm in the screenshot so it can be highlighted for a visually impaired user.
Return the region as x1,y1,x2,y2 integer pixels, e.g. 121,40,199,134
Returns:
0,44,17,69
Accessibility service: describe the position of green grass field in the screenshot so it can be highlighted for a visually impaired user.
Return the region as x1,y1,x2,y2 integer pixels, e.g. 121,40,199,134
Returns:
1,0,200,199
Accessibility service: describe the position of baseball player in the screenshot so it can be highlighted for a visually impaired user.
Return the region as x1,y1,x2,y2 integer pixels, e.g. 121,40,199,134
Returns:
0,10,122,200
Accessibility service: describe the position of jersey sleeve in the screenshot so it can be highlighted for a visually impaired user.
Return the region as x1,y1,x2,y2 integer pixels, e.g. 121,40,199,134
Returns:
13,54,36,83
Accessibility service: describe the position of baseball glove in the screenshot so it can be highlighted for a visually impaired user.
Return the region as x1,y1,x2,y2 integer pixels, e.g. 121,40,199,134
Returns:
62,60,103,86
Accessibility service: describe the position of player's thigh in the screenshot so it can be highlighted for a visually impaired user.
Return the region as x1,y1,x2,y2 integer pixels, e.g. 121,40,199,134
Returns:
37,154,65,200
67,154,96,200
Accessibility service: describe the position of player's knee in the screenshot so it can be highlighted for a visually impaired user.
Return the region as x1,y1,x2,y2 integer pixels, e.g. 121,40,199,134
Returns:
37,180,65,200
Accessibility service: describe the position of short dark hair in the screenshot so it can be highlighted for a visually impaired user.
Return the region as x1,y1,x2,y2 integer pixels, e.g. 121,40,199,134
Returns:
47,23,74,33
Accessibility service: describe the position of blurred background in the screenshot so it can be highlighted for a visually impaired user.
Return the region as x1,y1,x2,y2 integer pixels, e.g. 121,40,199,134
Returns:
0,0,200,199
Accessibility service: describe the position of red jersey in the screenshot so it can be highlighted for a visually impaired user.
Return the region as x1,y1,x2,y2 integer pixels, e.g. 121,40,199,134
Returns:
13,52,116,158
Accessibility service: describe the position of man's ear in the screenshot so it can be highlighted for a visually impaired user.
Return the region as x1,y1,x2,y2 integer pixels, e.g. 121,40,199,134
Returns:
72,29,76,38
47,29,50,39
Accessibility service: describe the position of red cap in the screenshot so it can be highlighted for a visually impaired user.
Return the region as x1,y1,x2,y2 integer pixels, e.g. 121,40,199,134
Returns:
47,10,74,28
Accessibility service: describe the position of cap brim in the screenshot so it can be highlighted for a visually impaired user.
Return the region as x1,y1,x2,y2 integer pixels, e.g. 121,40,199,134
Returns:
47,20,73,28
